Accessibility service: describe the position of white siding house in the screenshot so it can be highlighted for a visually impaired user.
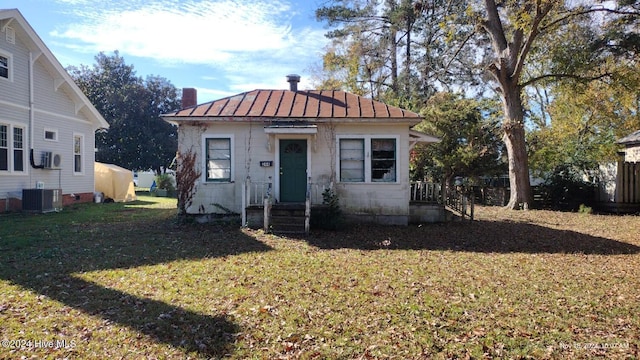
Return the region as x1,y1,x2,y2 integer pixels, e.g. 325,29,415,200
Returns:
596,130,640,212
0,9,108,211
618,130,640,163
163,77,441,229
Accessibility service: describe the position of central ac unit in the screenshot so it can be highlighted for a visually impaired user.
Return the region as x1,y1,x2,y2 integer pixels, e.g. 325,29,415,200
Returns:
22,188,63,213
42,151,62,169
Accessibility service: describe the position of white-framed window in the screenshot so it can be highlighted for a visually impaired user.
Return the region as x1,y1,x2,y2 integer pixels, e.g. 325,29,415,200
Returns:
73,133,84,174
371,138,396,182
337,136,398,183
339,138,365,182
0,51,12,81
0,122,26,173
44,128,58,141
203,135,233,182
0,124,7,171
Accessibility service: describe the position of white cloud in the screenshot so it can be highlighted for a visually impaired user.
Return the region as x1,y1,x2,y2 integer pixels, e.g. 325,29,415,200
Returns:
195,86,237,100
49,0,328,96
50,0,322,66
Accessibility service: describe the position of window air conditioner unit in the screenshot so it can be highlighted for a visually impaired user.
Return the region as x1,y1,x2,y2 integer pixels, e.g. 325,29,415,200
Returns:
42,151,62,169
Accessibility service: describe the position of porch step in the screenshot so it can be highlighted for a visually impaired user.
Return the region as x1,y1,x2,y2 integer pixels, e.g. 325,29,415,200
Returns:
270,203,307,234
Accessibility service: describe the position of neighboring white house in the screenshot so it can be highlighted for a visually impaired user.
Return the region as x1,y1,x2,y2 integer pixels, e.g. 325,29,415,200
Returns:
162,75,441,228
596,130,640,212
618,130,640,163
0,9,109,211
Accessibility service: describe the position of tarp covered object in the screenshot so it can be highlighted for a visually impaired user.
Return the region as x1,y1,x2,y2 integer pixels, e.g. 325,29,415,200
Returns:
94,162,137,202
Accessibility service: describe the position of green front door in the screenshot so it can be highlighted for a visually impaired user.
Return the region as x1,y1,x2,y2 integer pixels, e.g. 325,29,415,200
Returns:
280,139,307,202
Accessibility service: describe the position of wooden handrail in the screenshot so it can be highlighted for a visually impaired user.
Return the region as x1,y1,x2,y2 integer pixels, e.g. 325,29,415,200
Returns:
445,186,474,220
410,181,443,203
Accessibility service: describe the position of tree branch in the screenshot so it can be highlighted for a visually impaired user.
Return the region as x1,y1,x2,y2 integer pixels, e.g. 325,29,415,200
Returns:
512,1,553,81
520,72,612,88
482,0,509,54
443,29,477,74
541,6,640,33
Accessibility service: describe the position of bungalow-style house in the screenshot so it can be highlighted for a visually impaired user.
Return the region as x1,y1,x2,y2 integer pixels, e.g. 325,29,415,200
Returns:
0,9,109,212
162,75,442,232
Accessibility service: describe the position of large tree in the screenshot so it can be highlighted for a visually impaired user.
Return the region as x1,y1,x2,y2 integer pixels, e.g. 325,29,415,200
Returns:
465,0,639,209
68,51,180,173
316,0,639,210
315,0,472,101
316,0,408,98
528,59,640,177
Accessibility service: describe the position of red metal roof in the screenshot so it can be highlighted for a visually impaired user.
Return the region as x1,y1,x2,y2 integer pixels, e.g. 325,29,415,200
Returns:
163,89,420,120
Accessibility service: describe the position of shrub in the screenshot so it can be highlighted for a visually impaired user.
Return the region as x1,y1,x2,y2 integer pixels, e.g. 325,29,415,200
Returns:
155,173,175,192
540,165,596,211
311,188,344,230
578,204,593,214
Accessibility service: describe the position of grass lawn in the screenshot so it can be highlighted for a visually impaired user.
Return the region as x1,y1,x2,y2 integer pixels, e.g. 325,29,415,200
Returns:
1,196,639,359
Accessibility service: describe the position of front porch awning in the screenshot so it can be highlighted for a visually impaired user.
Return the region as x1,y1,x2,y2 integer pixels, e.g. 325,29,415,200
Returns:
264,124,318,134
409,130,440,150
264,123,318,151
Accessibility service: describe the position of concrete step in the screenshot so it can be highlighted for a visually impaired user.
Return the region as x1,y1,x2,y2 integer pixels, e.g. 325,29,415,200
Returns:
270,215,306,234
269,203,308,234
271,203,305,216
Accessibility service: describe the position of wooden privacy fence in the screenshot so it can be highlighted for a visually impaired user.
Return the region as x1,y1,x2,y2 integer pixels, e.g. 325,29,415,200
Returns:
616,161,640,203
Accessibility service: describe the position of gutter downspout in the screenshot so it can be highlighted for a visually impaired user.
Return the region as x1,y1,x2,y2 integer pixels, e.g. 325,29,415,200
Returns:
29,51,44,170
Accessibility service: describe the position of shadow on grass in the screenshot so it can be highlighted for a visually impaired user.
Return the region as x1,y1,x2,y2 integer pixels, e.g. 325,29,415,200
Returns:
0,207,273,357
123,199,159,206
305,220,640,254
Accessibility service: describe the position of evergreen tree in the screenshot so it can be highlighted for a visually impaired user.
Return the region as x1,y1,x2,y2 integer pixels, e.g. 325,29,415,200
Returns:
68,51,180,173
411,92,505,184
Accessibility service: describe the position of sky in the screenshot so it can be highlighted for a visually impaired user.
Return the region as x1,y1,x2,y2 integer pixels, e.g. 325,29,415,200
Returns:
4,0,331,103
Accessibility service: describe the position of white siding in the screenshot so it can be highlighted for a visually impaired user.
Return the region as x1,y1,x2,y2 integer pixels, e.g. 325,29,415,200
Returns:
0,25,98,200
179,121,412,217
179,122,274,214
625,145,640,162
0,34,29,106
331,124,411,217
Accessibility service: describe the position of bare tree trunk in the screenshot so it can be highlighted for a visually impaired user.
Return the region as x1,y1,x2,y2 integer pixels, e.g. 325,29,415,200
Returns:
481,0,540,210
501,85,533,209
386,0,399,94
389,27,399,93
405,21,411,95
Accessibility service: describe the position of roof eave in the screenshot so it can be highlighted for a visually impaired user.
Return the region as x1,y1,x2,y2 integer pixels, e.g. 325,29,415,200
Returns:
617,130,640,146
161,115,421,125
1,9,109,130
409,129,441,143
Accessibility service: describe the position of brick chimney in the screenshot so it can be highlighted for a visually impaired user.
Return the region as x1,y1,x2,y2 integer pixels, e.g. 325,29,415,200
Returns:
286,74,300,91
182,88,197,108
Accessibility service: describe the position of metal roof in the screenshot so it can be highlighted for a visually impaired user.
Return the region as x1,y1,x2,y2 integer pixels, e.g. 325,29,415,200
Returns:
163,89,421,121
